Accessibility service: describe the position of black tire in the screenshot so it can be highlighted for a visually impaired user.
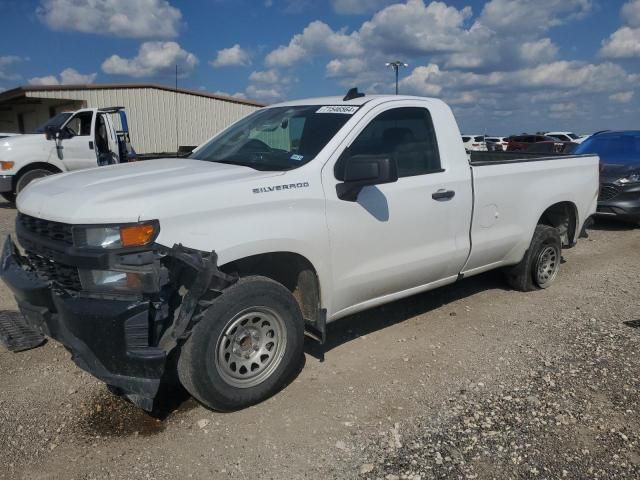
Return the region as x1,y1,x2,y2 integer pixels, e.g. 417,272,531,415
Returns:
1,192,16,203
15,168,56,195
504,224,562,292
177,276,304,411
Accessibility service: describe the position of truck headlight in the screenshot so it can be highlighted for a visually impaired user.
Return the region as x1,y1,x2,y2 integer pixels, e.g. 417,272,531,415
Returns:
73,221,159,249
615,173,640,185
79,268,159,293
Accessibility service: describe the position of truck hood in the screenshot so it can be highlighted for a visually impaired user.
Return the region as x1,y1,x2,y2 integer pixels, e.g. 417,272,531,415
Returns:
17,158,285,224
1,134,53,161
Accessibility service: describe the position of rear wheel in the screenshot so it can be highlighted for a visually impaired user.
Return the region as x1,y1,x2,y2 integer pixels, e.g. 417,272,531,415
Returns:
177,276,304,411
504,224,562,292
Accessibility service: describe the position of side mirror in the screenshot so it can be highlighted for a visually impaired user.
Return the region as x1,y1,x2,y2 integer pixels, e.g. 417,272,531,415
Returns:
44,125,59,141
336,154,398,201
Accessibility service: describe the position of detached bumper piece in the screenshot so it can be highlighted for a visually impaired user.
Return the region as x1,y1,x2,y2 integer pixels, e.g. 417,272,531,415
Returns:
0,313,45,352
0,236,165,410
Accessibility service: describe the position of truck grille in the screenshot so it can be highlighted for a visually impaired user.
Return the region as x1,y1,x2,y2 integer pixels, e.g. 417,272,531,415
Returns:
18,214,74,245
25,253,82,291
598,185,619,201
17,214,80,290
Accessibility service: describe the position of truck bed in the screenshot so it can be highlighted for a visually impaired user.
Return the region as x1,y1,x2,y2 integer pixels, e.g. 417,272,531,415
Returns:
462,151,600,276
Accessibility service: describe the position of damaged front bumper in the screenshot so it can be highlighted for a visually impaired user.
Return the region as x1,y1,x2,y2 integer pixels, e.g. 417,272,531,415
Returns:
0,231,235,411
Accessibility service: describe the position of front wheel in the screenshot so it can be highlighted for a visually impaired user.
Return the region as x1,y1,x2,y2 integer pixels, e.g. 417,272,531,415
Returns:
504,224,562,292
15,168,55,195
177,276,305,411
1,192,16,203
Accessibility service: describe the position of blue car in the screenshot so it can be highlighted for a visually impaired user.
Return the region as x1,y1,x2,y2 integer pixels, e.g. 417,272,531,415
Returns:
574,131,640,225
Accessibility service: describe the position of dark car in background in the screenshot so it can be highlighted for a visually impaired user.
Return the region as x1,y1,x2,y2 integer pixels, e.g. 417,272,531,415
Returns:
507,134,557,151
574,131,640,225
526,140,578,154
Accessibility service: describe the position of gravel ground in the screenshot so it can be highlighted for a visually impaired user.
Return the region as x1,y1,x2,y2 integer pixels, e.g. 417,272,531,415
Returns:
0,202,638,480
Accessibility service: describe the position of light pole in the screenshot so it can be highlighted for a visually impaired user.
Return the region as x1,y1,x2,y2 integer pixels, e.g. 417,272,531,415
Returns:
385,61,408,95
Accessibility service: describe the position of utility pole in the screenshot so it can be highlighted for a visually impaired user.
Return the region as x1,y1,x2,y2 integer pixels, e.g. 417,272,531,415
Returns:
175,64,179,154
385,61,408,95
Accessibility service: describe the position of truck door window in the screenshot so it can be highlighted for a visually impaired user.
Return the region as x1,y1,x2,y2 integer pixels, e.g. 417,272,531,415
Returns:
63,111,93,137
337,107,441,179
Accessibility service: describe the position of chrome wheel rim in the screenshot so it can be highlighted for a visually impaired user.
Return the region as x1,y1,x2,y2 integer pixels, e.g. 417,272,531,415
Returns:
215,307,287,388
534,245,559,288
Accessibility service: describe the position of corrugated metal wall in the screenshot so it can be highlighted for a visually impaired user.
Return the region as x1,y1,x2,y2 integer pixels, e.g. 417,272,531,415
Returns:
27,88,261,153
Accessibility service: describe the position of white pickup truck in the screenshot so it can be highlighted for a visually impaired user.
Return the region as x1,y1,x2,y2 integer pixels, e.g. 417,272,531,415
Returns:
0,107,132,202
0,91,599,412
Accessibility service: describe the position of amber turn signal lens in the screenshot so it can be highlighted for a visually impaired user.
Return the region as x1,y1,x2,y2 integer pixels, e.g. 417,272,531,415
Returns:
0,161,15,170
120,223,156,247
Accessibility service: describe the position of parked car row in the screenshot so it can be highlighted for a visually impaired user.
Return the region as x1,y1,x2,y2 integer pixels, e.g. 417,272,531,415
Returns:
462,132,589,154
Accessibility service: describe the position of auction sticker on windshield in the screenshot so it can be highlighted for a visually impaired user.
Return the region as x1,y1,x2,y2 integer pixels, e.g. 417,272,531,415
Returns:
316,106,359,114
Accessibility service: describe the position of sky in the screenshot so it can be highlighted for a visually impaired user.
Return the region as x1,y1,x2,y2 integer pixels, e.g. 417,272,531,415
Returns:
0,0,638,134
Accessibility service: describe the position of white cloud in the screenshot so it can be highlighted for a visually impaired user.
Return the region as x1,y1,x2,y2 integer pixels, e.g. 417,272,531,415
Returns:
37,0,182,39
211,44,251,68
266,0,590,75
398,61,637,102
610,91,634,103
600,0,640,58
326,58,367,77
395,64,444,96
330,0,394,15
622,0,640,27
248,70,280,84
245,69,292,102
357,0,472,55
600,27,640,58
0,55,26,81
519,38,559,64
478,0,591,35
28,68,97,85
102,41,198,78
28,75,60,86
245,85,285,103
265,20,363,67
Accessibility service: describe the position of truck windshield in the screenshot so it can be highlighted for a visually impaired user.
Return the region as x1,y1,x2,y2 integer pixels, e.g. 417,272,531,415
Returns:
32,112,73,133
191,106,354,171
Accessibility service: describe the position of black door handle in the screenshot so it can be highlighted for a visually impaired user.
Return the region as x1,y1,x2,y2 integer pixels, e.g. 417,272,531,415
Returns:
432,189,455,200
89,141,94,150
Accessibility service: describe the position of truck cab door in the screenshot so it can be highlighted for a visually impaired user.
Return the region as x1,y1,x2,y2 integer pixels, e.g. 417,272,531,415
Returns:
322,103,473,317
95,113,119,165
57,109,98,171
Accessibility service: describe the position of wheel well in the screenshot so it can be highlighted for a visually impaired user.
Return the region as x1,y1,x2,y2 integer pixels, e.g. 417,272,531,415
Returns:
220,252,321,325
537,201,578,247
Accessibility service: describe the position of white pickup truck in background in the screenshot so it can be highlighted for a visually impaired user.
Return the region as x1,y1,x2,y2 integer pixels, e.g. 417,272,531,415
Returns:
0,91,599,413
0,107,132,202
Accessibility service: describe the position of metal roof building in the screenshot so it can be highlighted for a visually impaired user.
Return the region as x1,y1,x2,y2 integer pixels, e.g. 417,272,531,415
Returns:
0,84,264,153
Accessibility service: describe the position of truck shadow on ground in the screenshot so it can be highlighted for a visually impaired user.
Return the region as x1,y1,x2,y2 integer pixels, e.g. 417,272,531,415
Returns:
305,269,506,360
589,218,638,231
0,200,15,210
